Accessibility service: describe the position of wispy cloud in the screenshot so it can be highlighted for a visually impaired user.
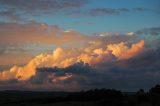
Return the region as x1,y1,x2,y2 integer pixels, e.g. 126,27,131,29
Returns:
88,8,129,16
0,0,88,14
133,7,153,12
69,8,129,16
136,27,160,36
0,21,88,45
0,9,21,22
69,7,157,17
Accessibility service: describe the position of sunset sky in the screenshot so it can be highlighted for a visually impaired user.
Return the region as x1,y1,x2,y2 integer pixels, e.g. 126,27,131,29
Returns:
0,0,160,91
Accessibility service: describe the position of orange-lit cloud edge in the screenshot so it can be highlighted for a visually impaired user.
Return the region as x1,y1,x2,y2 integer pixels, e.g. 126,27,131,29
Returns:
0,39,145,81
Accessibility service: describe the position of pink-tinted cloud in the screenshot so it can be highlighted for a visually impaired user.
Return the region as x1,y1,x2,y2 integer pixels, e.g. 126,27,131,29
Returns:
0,21,88,45
0,40,145,81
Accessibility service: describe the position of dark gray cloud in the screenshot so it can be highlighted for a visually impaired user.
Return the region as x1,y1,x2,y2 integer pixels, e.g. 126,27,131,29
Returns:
0,0,89,22
0,9,21,22
69,7,158,17
133,7,152,12
136,27,160,36
0,0,88,14
127,48,160,68
133,7,159,14
0,0,156,20
38,46,160,91
69,8,130,16
89,8,129,16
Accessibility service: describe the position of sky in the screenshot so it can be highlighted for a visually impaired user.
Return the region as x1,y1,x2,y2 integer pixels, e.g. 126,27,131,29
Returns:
0,0,160,91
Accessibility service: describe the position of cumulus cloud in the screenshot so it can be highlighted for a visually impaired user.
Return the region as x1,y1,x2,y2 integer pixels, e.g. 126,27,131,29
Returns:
0,40,145,84
1,22,160,91
0,21,139,67
1,45,160,91
0,38,160,91
107,40,144,59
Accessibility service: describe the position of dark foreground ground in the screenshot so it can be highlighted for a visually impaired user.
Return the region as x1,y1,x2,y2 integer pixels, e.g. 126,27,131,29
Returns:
0,85,160,106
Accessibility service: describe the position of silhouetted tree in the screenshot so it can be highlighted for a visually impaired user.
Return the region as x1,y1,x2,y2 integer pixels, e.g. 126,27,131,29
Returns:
148,84,160,105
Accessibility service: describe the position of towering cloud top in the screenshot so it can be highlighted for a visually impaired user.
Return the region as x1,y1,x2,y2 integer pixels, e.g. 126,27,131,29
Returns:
0,0,159,91
0,40,145,81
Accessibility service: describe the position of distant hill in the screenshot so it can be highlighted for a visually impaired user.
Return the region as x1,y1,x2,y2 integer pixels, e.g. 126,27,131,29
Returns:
0,85,160,106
